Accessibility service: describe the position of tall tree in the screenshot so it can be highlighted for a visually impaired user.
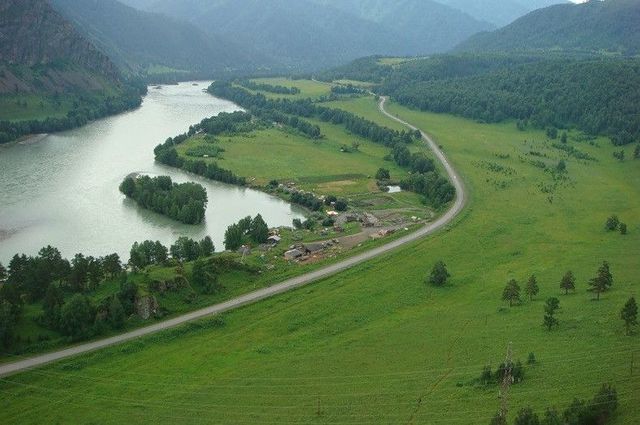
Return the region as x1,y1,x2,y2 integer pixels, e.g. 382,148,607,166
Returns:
59,294,96,340
0,262,6,281
42,283,64,328
525,275,540,301
620,297,638,335
428,261,450,287
589,261,613,300
199,236,215,257
560,271,576,295
543,297,560,331
102,253,122,278
250,214,269,244
502,279,521,307
224,223,244,251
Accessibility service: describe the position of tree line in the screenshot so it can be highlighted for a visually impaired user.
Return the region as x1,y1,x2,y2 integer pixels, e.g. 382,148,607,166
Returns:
238,80,301,95
0,83,146,144
0,234,218,347
120,175,207,225
224,215,270,251
379,56,640,146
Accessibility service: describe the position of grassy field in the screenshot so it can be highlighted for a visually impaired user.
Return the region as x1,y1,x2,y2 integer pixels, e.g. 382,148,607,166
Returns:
247,78,333,100
0,95,73,122
1,95,638,424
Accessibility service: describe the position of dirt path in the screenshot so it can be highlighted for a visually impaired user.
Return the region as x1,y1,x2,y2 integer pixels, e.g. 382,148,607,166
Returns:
0,97,467,378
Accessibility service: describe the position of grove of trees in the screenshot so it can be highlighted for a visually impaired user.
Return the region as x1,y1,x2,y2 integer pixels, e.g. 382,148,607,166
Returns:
120,175,207,225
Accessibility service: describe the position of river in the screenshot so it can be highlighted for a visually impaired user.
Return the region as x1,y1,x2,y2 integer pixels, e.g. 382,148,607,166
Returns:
0,82,305,264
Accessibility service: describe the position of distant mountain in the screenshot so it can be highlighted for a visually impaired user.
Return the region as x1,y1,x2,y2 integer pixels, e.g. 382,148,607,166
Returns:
437,0,566,27
0,0,120,94
149,0,413,69
49,0,263,78
148,0,494,70
313,0,495,54
456,0,640,55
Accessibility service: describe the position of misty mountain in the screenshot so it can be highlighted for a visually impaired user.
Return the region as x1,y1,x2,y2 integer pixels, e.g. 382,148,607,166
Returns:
437,0,567,27
456,0,640,55
49,0,264,77
149,0,414,69
312,0,495,54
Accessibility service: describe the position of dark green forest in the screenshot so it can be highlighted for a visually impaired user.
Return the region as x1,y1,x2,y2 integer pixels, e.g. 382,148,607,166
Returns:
323,55,640,145
119,175,208,224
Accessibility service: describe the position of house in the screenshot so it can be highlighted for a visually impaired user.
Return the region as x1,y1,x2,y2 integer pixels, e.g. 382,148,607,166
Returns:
267,235,282,245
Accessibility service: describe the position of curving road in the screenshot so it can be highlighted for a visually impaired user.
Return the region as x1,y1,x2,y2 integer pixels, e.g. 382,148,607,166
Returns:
0,97,466,378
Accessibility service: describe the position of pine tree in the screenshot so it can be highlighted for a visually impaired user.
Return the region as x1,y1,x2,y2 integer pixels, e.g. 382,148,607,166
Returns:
589,262,613,300
543,297,560,331
620,297,638,335
560,271,576,295
525,275,540,301
0,262,7,281
502,279,521,307
428,261,450,286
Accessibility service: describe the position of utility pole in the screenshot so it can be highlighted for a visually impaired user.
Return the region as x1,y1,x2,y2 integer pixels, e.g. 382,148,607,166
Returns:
499,342,514,422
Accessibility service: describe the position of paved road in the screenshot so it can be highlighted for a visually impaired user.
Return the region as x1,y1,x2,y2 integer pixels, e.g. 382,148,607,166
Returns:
0,97,466,377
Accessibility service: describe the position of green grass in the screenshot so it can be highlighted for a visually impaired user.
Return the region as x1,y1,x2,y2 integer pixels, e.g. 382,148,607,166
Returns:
247,78,332,99
177,119,423,199
0,95,74,122
1,99,639,424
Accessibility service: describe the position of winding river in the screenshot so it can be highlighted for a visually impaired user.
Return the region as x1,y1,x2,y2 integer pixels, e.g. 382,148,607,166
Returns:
0,82,305,264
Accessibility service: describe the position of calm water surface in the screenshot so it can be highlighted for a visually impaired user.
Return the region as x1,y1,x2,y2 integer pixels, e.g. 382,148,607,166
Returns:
0,82,304,263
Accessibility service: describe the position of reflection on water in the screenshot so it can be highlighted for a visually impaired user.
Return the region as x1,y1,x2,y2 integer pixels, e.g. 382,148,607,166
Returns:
0,82,304,263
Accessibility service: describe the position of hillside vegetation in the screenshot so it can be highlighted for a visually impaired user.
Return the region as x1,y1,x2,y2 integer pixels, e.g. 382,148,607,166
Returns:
457,0,640,55
323,55,640,146
0,0,144,143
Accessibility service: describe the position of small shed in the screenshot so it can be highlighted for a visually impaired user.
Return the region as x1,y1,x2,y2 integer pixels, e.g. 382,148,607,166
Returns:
268,235,282,245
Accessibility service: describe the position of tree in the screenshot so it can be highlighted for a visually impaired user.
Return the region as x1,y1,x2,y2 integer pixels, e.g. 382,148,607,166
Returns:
59,294,95,340
634,144,640,159
292,218,303,229
556,160,567,173
68,253,89,293
502,279,521,307
376,168,391,180
334,199,348,212
191,259,221,294
525,275,540,301
108,296,126,329
224,223,244,251
0,300,18,348
619,223,627,235
613,150,625,161
250,214,269,244
199,236,215,257
119,176,136,197
620,297,638,335
102,254,122,278
0,262,7,281
589,261,613,300
546,127,558,139
42,283,64,328
560,132,568,144
560,271,576,295
428,261,450,286
591,384,618,423
514,407,540,425
605,215,620,231
543,297,560,331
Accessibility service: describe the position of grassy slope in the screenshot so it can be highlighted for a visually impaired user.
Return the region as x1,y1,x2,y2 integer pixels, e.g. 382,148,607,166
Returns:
0,95,74,122
1,100,639,424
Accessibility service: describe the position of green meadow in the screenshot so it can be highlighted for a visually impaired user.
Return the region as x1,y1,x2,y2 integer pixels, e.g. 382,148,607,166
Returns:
0,95,74,122
245,77,333,99
1,95,638,424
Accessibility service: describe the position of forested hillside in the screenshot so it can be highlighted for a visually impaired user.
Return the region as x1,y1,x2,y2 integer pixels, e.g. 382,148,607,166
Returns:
457,0,640,55
0,0,144,143
323,55,640,145
49,0,263,79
